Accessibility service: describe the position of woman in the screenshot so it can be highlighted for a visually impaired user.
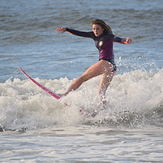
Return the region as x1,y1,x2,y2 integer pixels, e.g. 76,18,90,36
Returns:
56,19,132,101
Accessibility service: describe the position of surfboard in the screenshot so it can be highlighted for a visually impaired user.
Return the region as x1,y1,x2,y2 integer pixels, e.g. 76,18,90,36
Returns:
19,67,61,99
19,67,92,117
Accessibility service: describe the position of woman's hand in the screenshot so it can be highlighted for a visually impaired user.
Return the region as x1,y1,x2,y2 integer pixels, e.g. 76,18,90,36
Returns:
56,27,66,33
126,38,132,44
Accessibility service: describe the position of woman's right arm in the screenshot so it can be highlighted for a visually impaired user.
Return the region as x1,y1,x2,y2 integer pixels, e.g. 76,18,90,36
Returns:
56,27,94,38
56,27,66,33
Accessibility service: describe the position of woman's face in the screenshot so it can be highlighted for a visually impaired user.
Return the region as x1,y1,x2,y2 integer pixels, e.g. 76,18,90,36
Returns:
92,24,104,37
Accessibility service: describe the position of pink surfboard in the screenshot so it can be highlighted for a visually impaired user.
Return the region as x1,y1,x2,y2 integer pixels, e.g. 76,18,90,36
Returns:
19,67,92,117
19,67,61,99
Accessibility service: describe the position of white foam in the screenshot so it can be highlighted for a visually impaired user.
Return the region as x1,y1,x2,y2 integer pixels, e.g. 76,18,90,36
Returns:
0,69,163,130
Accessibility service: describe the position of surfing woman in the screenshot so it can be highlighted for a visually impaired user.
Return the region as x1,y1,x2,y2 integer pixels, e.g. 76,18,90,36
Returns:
56,19,132,101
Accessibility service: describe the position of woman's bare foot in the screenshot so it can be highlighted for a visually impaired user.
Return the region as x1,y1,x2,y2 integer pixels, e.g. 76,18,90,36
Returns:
58,93,68,97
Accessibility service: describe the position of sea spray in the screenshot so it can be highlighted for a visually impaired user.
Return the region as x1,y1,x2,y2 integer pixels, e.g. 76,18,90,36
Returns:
1,69,162,130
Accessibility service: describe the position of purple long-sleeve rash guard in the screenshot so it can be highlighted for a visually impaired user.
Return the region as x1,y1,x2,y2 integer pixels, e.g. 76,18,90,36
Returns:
66,28,126,62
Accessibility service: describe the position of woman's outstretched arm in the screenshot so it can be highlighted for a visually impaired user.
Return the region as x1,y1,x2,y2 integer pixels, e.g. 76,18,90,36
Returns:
56,27,66,33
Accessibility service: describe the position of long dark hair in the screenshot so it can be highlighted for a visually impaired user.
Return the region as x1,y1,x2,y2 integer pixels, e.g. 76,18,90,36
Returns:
91,19,113,34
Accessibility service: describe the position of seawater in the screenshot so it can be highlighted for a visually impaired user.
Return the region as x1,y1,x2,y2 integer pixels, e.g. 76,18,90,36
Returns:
0,0,163,162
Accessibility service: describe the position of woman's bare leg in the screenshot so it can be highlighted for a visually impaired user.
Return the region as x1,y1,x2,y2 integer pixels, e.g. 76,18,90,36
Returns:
96,62,115,109
98,71,115,96
60,60,114,96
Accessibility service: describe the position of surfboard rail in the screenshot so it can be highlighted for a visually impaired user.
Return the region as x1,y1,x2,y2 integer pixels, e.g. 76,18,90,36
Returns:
19,67,60,99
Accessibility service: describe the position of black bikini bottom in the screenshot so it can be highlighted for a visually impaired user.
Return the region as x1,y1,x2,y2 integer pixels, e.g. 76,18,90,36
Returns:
99,59,116,72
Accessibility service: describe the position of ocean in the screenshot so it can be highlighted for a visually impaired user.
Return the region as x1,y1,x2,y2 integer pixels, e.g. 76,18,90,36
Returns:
0,0,163,162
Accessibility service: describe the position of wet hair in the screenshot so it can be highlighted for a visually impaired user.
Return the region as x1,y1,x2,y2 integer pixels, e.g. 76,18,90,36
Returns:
91,19,113,34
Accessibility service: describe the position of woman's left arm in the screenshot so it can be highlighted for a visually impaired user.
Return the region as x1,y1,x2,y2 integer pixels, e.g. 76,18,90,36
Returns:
113,35,132,44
